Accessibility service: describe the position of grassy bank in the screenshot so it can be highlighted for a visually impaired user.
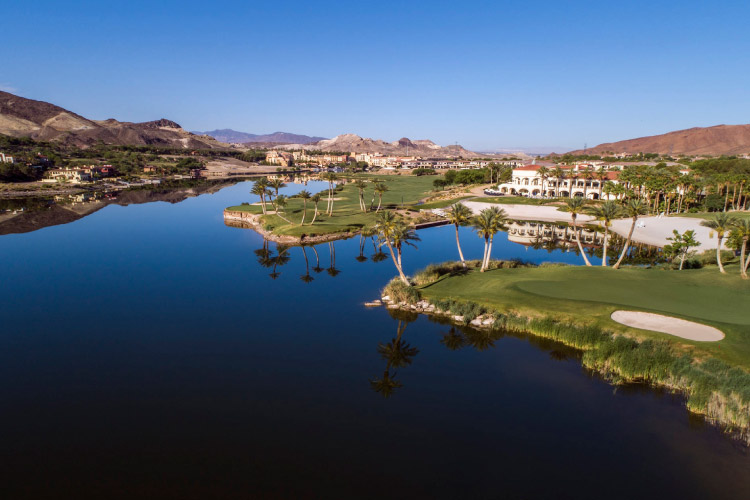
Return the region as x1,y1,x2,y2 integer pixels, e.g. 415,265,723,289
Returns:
381,262,750,440
418,264,750,367
226,174,436,237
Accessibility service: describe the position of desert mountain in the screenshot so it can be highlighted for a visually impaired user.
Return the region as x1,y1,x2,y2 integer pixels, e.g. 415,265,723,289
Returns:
194,129,326,145
0,91,225,149
567,124,750,156
279,134,479,158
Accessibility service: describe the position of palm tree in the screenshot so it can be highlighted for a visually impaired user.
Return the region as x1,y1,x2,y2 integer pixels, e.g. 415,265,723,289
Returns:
374,210,410,284
354,180,368,212
472,207,508,272
613,199,648,269
537,166,550,197
447,202,473,268
309,193,322,225
298,190,311,225
586,201,623,266
563,198,592,266
250,178,269,214
732,219,750,278
596,168,608,199
582,169,594,199
322,172,337,215
269,178,286,198
552,166,566,197
392,220,420,269
374,182,388,212
701,213,737,273
273,194,292,224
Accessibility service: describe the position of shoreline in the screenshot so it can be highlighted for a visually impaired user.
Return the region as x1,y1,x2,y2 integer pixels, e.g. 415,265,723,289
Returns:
223,209,357,244
369,292,750,445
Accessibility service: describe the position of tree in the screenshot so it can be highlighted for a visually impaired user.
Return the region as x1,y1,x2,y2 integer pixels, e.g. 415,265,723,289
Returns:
447,202,473,268
297,190,311,225
250,179,269,214
664,230,701,270
586,201,623,267
472,206,508,272
613,199,648,269
374,210,410,284
392,220,420,269
354,179,368,212
552,166,565,197
700,213,737,273
374,182,388,212
731,219,750,278
537,165,550,196
322,172,337,215
309,193,321,225
273,194,292,224
269,178,286,199
563,198,592,266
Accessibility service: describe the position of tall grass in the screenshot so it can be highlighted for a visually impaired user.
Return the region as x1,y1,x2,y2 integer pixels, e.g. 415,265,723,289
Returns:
397,287,750,442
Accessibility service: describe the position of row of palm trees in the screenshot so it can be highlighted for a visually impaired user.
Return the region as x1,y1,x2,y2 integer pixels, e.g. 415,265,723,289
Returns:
250,176,391,227
700,214,750,277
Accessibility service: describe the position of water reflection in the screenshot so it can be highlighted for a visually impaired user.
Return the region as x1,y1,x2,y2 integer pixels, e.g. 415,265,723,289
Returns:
371,309,420,398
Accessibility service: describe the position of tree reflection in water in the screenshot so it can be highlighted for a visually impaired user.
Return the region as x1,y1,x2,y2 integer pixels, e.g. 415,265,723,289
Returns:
300,246,314,283
327,241,341,277
370,310,419,398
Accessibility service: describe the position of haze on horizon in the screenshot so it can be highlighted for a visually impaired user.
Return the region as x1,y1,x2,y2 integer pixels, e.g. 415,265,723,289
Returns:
3,0,749,152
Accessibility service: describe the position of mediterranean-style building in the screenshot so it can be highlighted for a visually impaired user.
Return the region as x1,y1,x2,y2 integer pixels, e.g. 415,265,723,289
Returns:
496,164,620,199
42,168,93,184
0,152,15,163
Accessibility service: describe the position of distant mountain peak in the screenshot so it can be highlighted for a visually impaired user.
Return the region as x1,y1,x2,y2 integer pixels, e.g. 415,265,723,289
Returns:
0,91,223,149
194,129,326,145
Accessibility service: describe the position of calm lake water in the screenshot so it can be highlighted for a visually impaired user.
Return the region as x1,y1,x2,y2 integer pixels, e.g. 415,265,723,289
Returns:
1,180,748,499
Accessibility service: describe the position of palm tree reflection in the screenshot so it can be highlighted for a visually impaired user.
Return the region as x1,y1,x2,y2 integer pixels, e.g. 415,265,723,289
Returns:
370,310,419,398
300,246,314,283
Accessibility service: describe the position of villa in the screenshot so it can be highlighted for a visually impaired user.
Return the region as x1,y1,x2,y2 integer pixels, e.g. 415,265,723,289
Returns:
496,163,620,199
42,168,93,184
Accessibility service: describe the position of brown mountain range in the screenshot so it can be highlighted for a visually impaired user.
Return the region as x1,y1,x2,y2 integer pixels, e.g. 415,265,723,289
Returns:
278,133,479,158
0,91,225,149
566,124,750,156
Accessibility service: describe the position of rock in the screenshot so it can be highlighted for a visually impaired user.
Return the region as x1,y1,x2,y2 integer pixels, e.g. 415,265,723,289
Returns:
453,315,464,322
387,304,399,309
482,318,494,326
381,295,391,302
470,318,483,326
364,300,382,307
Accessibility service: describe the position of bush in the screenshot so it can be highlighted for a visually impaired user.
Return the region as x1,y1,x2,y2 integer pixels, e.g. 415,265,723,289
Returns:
382,278,421,304
413,168,437,176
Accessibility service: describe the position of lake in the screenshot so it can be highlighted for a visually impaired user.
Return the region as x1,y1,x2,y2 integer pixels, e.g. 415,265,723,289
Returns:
1,180,748,499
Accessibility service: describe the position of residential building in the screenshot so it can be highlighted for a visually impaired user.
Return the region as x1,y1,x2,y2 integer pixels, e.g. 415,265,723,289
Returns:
0,152,14,163
42,168,93,184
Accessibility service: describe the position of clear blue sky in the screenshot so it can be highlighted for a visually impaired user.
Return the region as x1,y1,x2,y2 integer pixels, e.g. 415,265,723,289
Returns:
3,0,749,152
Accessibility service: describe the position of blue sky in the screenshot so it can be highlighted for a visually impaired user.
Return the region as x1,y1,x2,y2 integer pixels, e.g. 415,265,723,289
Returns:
3,0,749,151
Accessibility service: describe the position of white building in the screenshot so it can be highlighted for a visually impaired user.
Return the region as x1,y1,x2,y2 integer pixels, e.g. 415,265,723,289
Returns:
496,164,619,199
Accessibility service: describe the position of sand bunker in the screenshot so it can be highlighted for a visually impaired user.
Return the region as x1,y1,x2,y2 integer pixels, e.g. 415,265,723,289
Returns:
611,311,724,342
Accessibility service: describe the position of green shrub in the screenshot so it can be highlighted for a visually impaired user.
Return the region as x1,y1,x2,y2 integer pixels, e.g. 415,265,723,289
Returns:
382,278,421,304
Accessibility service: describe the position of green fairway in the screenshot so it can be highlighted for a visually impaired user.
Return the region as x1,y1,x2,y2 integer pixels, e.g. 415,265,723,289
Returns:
419,265,750,367
227,174,437,237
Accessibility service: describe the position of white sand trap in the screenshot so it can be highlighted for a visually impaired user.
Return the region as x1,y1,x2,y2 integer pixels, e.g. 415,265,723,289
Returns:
611,311,724,342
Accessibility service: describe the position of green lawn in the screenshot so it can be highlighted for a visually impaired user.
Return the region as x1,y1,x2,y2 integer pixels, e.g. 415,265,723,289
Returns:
227,174,437,237
419,265,750,367
415,196,475,210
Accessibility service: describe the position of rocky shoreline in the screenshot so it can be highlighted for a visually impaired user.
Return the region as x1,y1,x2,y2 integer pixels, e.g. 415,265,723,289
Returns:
366,292,750,445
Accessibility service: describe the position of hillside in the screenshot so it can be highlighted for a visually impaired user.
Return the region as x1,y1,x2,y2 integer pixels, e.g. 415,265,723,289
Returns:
567,124,750,156
0,91,226,149
194,129,325,144
279,134,479,158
